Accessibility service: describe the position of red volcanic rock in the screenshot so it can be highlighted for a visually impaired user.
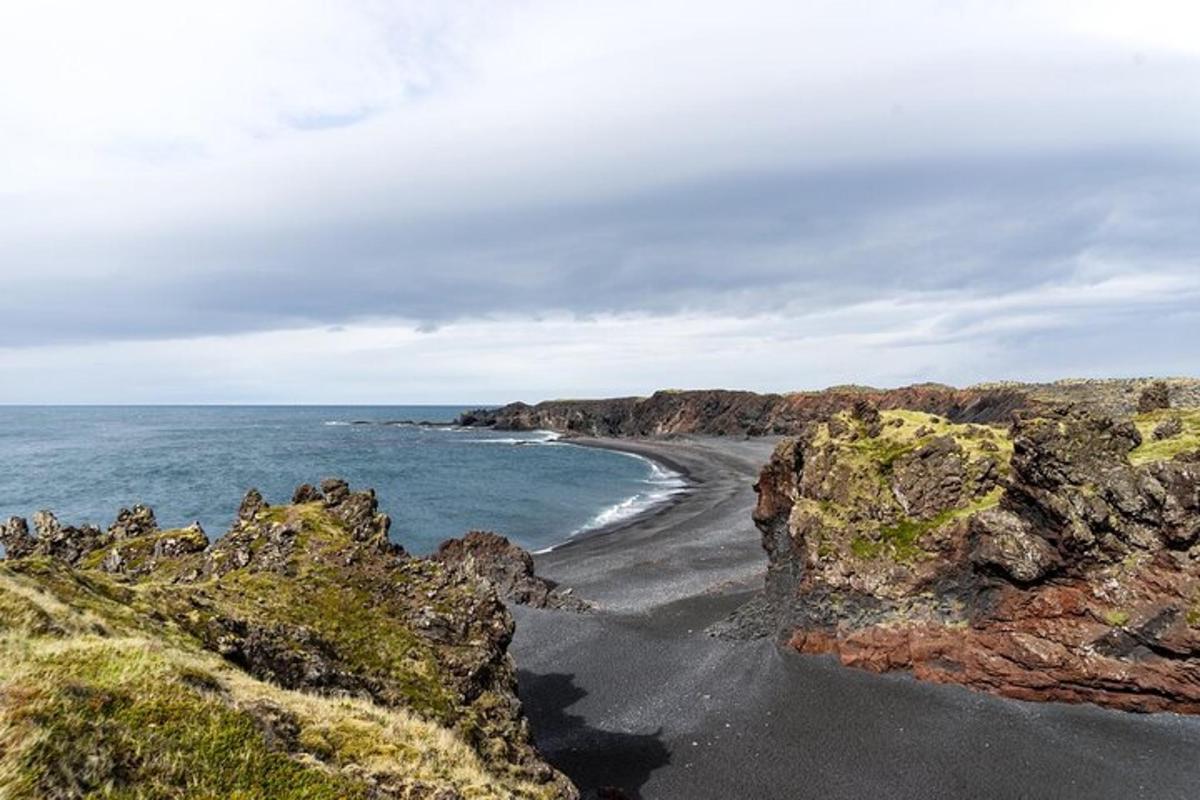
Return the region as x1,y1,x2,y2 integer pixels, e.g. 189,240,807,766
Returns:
754,403,1200,714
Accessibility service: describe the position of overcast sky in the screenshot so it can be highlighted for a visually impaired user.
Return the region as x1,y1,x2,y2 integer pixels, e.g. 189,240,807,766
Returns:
2,1,1198,403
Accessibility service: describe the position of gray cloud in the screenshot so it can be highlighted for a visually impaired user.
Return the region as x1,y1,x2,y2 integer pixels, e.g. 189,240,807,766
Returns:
1,1,1199,399
3,152,1196,348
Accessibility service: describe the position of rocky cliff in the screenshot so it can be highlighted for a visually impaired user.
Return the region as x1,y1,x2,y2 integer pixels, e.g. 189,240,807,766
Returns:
459,385,1029,436
0,479,577,799
459,379,1200,438
751,391,1200,713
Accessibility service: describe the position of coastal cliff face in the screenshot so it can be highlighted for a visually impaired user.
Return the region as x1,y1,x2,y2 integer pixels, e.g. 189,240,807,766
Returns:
459,379,1200,438
752,389,1200,713
0,480,577,799
459,385,1029,436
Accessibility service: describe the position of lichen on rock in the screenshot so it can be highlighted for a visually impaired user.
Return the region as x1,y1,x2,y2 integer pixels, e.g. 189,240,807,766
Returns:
751,402,1200,713
752,407,1012,604
0,480,578,799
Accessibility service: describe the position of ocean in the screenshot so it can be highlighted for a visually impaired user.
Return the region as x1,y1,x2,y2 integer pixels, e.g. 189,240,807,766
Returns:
0,406,686,554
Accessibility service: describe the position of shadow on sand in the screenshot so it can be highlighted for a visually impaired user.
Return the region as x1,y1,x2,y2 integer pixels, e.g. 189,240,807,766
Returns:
518,670,671,799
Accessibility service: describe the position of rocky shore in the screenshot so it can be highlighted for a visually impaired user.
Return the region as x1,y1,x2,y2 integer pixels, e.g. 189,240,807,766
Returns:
5,378,1200,798
0,480,577,799
511,433,1200,799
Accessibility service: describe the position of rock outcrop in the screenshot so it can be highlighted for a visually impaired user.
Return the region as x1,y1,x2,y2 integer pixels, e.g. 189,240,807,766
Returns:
751,404,1200,713
435,531,589,611
459,385,1031,437
0,481,577,799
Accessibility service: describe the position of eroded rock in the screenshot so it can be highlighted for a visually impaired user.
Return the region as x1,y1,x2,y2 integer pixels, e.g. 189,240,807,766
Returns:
1154,416,1184,440
0,480,577,798
970,508,1059,582
434,531,589,611
750,403,1200,713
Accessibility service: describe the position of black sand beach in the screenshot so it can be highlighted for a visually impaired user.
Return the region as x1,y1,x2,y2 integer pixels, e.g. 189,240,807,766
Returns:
512,437,1200,800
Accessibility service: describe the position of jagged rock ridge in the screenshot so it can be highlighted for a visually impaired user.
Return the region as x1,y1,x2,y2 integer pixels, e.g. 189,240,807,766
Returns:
0,479,578,799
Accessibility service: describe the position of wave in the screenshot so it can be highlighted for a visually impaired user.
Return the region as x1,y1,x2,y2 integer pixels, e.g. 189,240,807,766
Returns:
547,455,690,549
459,430,562,445
323,420,473,431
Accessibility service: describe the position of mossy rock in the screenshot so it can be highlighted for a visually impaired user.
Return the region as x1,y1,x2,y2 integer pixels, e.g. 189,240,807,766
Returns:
797,410,1012,567
0,487,576,800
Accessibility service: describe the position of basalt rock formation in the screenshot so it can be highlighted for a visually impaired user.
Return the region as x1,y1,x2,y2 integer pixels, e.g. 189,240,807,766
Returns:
435,531,590,612
0,481,577,799
752,401,1200,713
459,379,1200,438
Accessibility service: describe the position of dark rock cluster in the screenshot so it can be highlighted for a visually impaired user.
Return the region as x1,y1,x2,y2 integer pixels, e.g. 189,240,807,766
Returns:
0,479,579,798
434,531,589,611
1138,379,1172,413
1,503,205,571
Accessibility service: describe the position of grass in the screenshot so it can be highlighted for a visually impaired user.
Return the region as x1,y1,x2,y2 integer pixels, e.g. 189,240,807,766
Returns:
1129,409,1200,465
0,631,553,799
76,526,208,579
0,501,565,800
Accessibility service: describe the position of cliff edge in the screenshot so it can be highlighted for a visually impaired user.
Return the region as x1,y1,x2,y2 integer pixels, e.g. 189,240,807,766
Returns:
0,479,577,799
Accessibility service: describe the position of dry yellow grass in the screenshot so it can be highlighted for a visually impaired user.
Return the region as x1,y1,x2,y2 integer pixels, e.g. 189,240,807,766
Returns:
0,569,559,800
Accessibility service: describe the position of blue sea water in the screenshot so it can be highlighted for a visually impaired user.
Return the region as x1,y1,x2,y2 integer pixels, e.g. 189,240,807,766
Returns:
0,406,686,554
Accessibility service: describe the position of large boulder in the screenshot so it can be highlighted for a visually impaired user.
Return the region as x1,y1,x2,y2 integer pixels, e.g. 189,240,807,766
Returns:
434,531,588,611
1138,380,1172,413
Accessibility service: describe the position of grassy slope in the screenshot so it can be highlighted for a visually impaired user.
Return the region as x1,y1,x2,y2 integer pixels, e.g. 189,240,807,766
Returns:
0,506,561,799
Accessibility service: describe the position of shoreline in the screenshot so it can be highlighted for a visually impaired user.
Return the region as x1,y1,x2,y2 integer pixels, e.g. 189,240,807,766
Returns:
511,435,1200,800
539,436,701,554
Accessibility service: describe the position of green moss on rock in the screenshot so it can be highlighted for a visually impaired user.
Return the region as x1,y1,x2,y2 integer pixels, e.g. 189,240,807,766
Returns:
1130,409,1200,464
0,484,576,799
800,410,1012,567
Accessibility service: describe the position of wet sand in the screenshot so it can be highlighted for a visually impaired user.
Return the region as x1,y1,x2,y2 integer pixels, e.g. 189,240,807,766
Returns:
511,436,1200,800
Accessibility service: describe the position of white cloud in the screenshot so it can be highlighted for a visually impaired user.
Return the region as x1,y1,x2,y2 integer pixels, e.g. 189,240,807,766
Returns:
4,265,1196,404
1,1,1198,399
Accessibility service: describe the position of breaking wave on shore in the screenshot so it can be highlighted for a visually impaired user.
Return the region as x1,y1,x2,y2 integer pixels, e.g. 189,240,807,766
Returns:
532,450,689,552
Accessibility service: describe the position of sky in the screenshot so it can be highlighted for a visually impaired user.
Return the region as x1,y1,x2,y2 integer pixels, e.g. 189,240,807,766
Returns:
2,0,1198,404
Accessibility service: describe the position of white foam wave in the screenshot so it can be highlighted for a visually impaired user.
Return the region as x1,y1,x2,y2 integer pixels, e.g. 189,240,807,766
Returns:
564,454,690,539
460,430,562,445
322,420,351,426
529,448,692,553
